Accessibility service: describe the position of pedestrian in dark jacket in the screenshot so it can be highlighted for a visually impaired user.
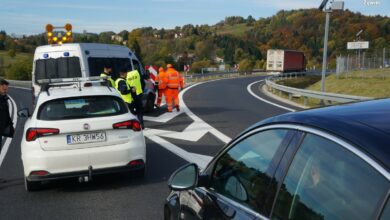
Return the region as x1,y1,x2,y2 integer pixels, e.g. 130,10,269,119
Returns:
0,79,14,150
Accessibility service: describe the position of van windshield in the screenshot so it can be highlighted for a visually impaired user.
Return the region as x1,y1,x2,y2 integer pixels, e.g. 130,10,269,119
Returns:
35,57,82,82
88,57,132,81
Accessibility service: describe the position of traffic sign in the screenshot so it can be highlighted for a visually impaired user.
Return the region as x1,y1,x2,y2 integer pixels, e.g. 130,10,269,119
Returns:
184,64,190,72
347,41,369,49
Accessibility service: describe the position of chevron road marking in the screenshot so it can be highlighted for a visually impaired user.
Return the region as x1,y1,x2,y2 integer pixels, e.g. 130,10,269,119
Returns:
144,82,231,168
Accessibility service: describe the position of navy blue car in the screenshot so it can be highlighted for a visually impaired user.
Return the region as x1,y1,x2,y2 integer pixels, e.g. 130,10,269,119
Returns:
165,99,390,220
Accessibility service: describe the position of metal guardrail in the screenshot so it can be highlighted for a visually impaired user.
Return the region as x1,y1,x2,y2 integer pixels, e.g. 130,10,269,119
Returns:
7,80,31,88
184,70,267,83
265,74,373,106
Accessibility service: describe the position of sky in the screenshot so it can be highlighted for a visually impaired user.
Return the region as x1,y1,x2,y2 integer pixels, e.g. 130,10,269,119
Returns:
0,0,389,35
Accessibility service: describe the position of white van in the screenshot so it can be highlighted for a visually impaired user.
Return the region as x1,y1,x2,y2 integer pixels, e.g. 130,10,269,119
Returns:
32,43,156,111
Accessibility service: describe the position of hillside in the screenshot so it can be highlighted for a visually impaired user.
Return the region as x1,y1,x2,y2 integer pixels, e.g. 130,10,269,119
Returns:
0,9,389,74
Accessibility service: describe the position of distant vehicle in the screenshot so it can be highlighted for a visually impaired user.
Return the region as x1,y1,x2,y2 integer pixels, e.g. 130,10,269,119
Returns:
266,49,305,72
165,99,390,220
31,43,156,111
18,78,146,191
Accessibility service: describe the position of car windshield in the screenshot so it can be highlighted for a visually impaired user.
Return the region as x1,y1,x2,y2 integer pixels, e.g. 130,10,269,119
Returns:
35,57,82,82
38,95,128,120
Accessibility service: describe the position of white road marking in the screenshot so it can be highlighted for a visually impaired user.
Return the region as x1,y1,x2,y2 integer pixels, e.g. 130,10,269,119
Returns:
144,83,232,168
247,80,296,112
0,95,17,167
147,135,212,169
143,111,183,123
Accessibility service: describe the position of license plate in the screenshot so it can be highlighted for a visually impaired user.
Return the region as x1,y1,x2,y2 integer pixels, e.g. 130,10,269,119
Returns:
67,132,106,145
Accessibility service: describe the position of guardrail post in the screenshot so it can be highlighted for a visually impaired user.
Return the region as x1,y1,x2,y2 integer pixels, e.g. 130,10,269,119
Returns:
304,97,308,106
289,94,292,100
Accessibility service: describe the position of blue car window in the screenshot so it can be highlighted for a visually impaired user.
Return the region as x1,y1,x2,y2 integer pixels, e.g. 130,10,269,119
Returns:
210,129,288,213
272,133,389,220
380,197,390,220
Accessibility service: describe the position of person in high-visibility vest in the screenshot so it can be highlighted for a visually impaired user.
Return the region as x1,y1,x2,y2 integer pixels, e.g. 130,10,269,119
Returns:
165,64,184,112
127,69,145,129
155,67,169,108
115,69,135,114
100,65,115,87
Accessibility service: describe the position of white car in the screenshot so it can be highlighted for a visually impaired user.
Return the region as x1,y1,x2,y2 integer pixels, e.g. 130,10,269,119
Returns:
18,80,146,191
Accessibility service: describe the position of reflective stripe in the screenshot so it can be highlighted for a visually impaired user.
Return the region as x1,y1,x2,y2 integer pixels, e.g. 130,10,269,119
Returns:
115,78,133,104
127,70,143,95
100,73,115,87
167,69,181,89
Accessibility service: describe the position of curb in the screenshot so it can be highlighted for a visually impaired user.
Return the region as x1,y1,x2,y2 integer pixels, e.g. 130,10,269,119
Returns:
261,84,309,109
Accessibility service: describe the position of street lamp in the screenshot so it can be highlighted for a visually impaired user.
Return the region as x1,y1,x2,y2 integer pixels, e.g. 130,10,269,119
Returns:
319,0,344,95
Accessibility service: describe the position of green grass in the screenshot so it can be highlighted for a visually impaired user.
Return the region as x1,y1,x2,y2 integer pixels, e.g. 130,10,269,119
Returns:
270,69,390,108
0,51,33,77
215,24,252,37
307,69,390,98
0,51,32,66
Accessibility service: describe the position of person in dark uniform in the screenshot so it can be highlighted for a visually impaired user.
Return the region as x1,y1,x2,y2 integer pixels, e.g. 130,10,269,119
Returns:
0,79,14,183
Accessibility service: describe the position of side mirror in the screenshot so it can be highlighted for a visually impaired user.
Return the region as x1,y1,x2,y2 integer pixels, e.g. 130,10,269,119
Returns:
18,108,30,118
168,163,198,191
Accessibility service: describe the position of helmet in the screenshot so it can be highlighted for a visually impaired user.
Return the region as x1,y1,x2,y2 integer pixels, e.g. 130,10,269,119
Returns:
167,64,173,68
159,67,164,72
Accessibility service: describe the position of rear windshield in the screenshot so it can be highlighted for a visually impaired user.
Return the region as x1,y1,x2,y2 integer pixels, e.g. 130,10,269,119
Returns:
38,96,128,120
88,57,132,81
35,57,82,82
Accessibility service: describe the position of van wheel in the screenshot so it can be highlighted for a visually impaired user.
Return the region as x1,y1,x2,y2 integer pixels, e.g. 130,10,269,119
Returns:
25,177,41,192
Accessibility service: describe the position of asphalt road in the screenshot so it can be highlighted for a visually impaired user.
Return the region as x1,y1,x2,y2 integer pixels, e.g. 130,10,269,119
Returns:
0,76,299,219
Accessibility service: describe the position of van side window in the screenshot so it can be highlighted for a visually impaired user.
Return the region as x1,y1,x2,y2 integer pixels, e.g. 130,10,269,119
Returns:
88,57,131,80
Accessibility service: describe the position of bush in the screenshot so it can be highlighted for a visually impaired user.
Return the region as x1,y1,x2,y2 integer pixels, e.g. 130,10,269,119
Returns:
191,60,212,73
6,58,32,80
238,59,255,74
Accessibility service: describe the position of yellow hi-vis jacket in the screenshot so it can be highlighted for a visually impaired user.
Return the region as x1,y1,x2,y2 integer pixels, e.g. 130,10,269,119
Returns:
115,78,133,104
100,73,115,87
127,70,143,95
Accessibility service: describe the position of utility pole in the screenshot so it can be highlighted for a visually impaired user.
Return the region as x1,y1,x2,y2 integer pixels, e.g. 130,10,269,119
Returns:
318,0,344,95
384,48,386,68
321,11,330,93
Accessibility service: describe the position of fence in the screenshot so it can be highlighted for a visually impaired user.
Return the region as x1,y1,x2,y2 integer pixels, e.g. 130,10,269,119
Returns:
336,48,390,78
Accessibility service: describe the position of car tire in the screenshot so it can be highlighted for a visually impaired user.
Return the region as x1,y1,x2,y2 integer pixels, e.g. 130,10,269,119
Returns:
24,177,41,192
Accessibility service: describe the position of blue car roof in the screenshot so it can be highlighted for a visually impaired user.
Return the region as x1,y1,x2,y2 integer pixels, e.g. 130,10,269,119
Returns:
251,99,390,170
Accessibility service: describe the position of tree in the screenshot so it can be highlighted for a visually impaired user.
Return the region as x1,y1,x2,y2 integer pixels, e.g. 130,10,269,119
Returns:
0,30,6,50
234,48,246,63
246,15,256,26
191,60,212,73
238,59,255,74
98,32,114,44
128,38,142,62
195,40,214,61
